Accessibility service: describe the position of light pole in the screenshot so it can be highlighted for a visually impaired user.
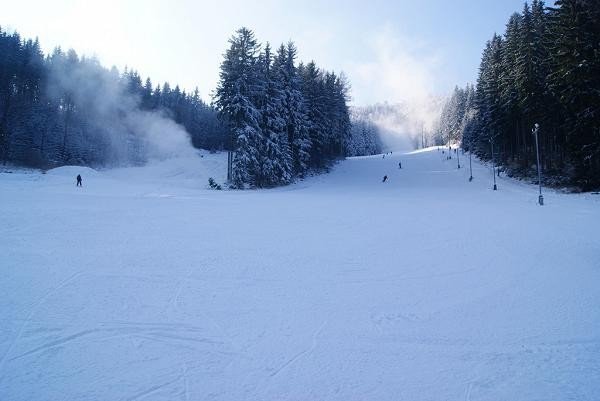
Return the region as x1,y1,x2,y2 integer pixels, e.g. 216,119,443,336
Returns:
448,127,452,160
227,151,233,181
533,123,544,205
490,138,497,190
456,137,461,169
468,139,473,182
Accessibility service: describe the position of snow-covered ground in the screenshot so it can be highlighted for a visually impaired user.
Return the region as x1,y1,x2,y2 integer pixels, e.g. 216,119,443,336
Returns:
1,148,599,401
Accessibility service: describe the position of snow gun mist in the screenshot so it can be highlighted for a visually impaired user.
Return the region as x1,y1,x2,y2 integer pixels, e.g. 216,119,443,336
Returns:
45,51,196,167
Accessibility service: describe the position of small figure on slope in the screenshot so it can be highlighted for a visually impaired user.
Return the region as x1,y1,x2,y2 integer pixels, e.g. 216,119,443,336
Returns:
76,174,82,187
398,161,402,169
382,175,388,183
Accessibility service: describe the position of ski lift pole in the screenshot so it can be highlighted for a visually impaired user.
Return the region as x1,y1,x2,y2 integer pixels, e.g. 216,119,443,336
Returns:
469,149,473,182
456,134,461,169
533,123,543,205
468,136,474,181
490,138,497,190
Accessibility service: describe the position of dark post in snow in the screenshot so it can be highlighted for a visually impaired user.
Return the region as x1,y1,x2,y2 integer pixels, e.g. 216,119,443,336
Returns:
456,137,461,169
447,127,452,160
227,151,233,181
533,123,544,205
490,138,497,190
468,141,473,182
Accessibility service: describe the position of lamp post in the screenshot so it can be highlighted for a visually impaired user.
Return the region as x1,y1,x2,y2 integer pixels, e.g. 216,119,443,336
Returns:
468,140,473,182
533,123,543,205
448,126,452,160
227,151,233,181
456,136,461,169
490,138,497,190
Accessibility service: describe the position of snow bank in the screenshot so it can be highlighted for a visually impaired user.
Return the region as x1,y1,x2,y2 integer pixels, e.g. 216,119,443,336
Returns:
106,150,227,189
45,165,101,177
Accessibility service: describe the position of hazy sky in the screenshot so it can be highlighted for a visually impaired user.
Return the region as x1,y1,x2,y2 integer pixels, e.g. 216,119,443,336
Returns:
4,0,527,106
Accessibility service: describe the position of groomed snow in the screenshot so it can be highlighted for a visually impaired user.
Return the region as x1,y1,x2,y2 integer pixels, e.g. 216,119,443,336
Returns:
1,148,599,400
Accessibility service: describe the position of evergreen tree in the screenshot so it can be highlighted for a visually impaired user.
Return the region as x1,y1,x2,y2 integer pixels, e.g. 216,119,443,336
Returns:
548,0,600,188
256,43,292,186
274,43,311,175
299,61,328,167
213,27,263,188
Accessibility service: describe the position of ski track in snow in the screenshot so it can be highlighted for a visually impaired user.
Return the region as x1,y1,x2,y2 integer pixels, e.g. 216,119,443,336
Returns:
268,320,327,379
0,271,84,375
1,149,600,400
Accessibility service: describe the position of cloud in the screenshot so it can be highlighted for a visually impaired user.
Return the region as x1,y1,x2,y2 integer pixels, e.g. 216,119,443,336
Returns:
347,24,441,106
346,25,445,142
47,56,195,166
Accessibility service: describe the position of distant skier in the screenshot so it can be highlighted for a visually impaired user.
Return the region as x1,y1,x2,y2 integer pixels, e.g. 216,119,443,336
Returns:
382,175,388,183
383,154,385,159
76,174,82,187
398,161,402,169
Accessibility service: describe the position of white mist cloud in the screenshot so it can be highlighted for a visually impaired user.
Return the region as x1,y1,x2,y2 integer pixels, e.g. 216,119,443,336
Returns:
47,57,195,166
128,110,196,161
346,25,446,147
350,26,437,104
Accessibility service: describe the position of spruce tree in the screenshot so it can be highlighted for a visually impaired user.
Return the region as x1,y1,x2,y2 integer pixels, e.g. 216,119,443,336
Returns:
274,43,312,176
256,43,292,186
548,0,600,187
213,27,263,188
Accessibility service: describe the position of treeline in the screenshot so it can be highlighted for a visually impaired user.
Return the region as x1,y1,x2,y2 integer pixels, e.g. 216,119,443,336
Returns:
0,27,227,168
437,0,600,189
346,109,382,157
214,28,351,188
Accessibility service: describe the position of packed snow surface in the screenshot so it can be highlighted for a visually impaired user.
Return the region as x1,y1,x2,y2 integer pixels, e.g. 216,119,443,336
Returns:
1,148,599,401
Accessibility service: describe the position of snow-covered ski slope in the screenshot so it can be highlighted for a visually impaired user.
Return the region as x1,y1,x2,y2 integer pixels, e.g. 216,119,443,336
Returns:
1,148,599,401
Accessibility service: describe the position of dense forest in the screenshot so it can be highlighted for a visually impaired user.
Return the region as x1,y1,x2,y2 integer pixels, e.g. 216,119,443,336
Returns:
436,0,600,190
0,27,227,168
346,108,383,157
0,26,364,189
214,28,353,188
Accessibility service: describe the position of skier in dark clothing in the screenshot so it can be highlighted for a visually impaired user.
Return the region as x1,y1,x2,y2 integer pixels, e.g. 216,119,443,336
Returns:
398,161,402,169
382,175,388,183
76,174,82,187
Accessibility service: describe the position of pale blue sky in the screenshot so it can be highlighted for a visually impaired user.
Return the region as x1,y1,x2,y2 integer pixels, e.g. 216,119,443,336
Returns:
4,0,528,105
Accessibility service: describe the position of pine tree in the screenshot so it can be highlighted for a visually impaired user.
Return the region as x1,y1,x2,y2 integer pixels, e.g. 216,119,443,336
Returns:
475,34,504,159
299,61,328,167
274,43,312,176
548,0,600,188
213,27,263,188
256,43,292,186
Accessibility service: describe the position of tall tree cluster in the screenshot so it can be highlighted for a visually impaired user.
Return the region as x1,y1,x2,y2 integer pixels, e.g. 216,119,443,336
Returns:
0,27,227,168
436,0,600,189
346,109,383,157
214,28,352,188
435,85,476,146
